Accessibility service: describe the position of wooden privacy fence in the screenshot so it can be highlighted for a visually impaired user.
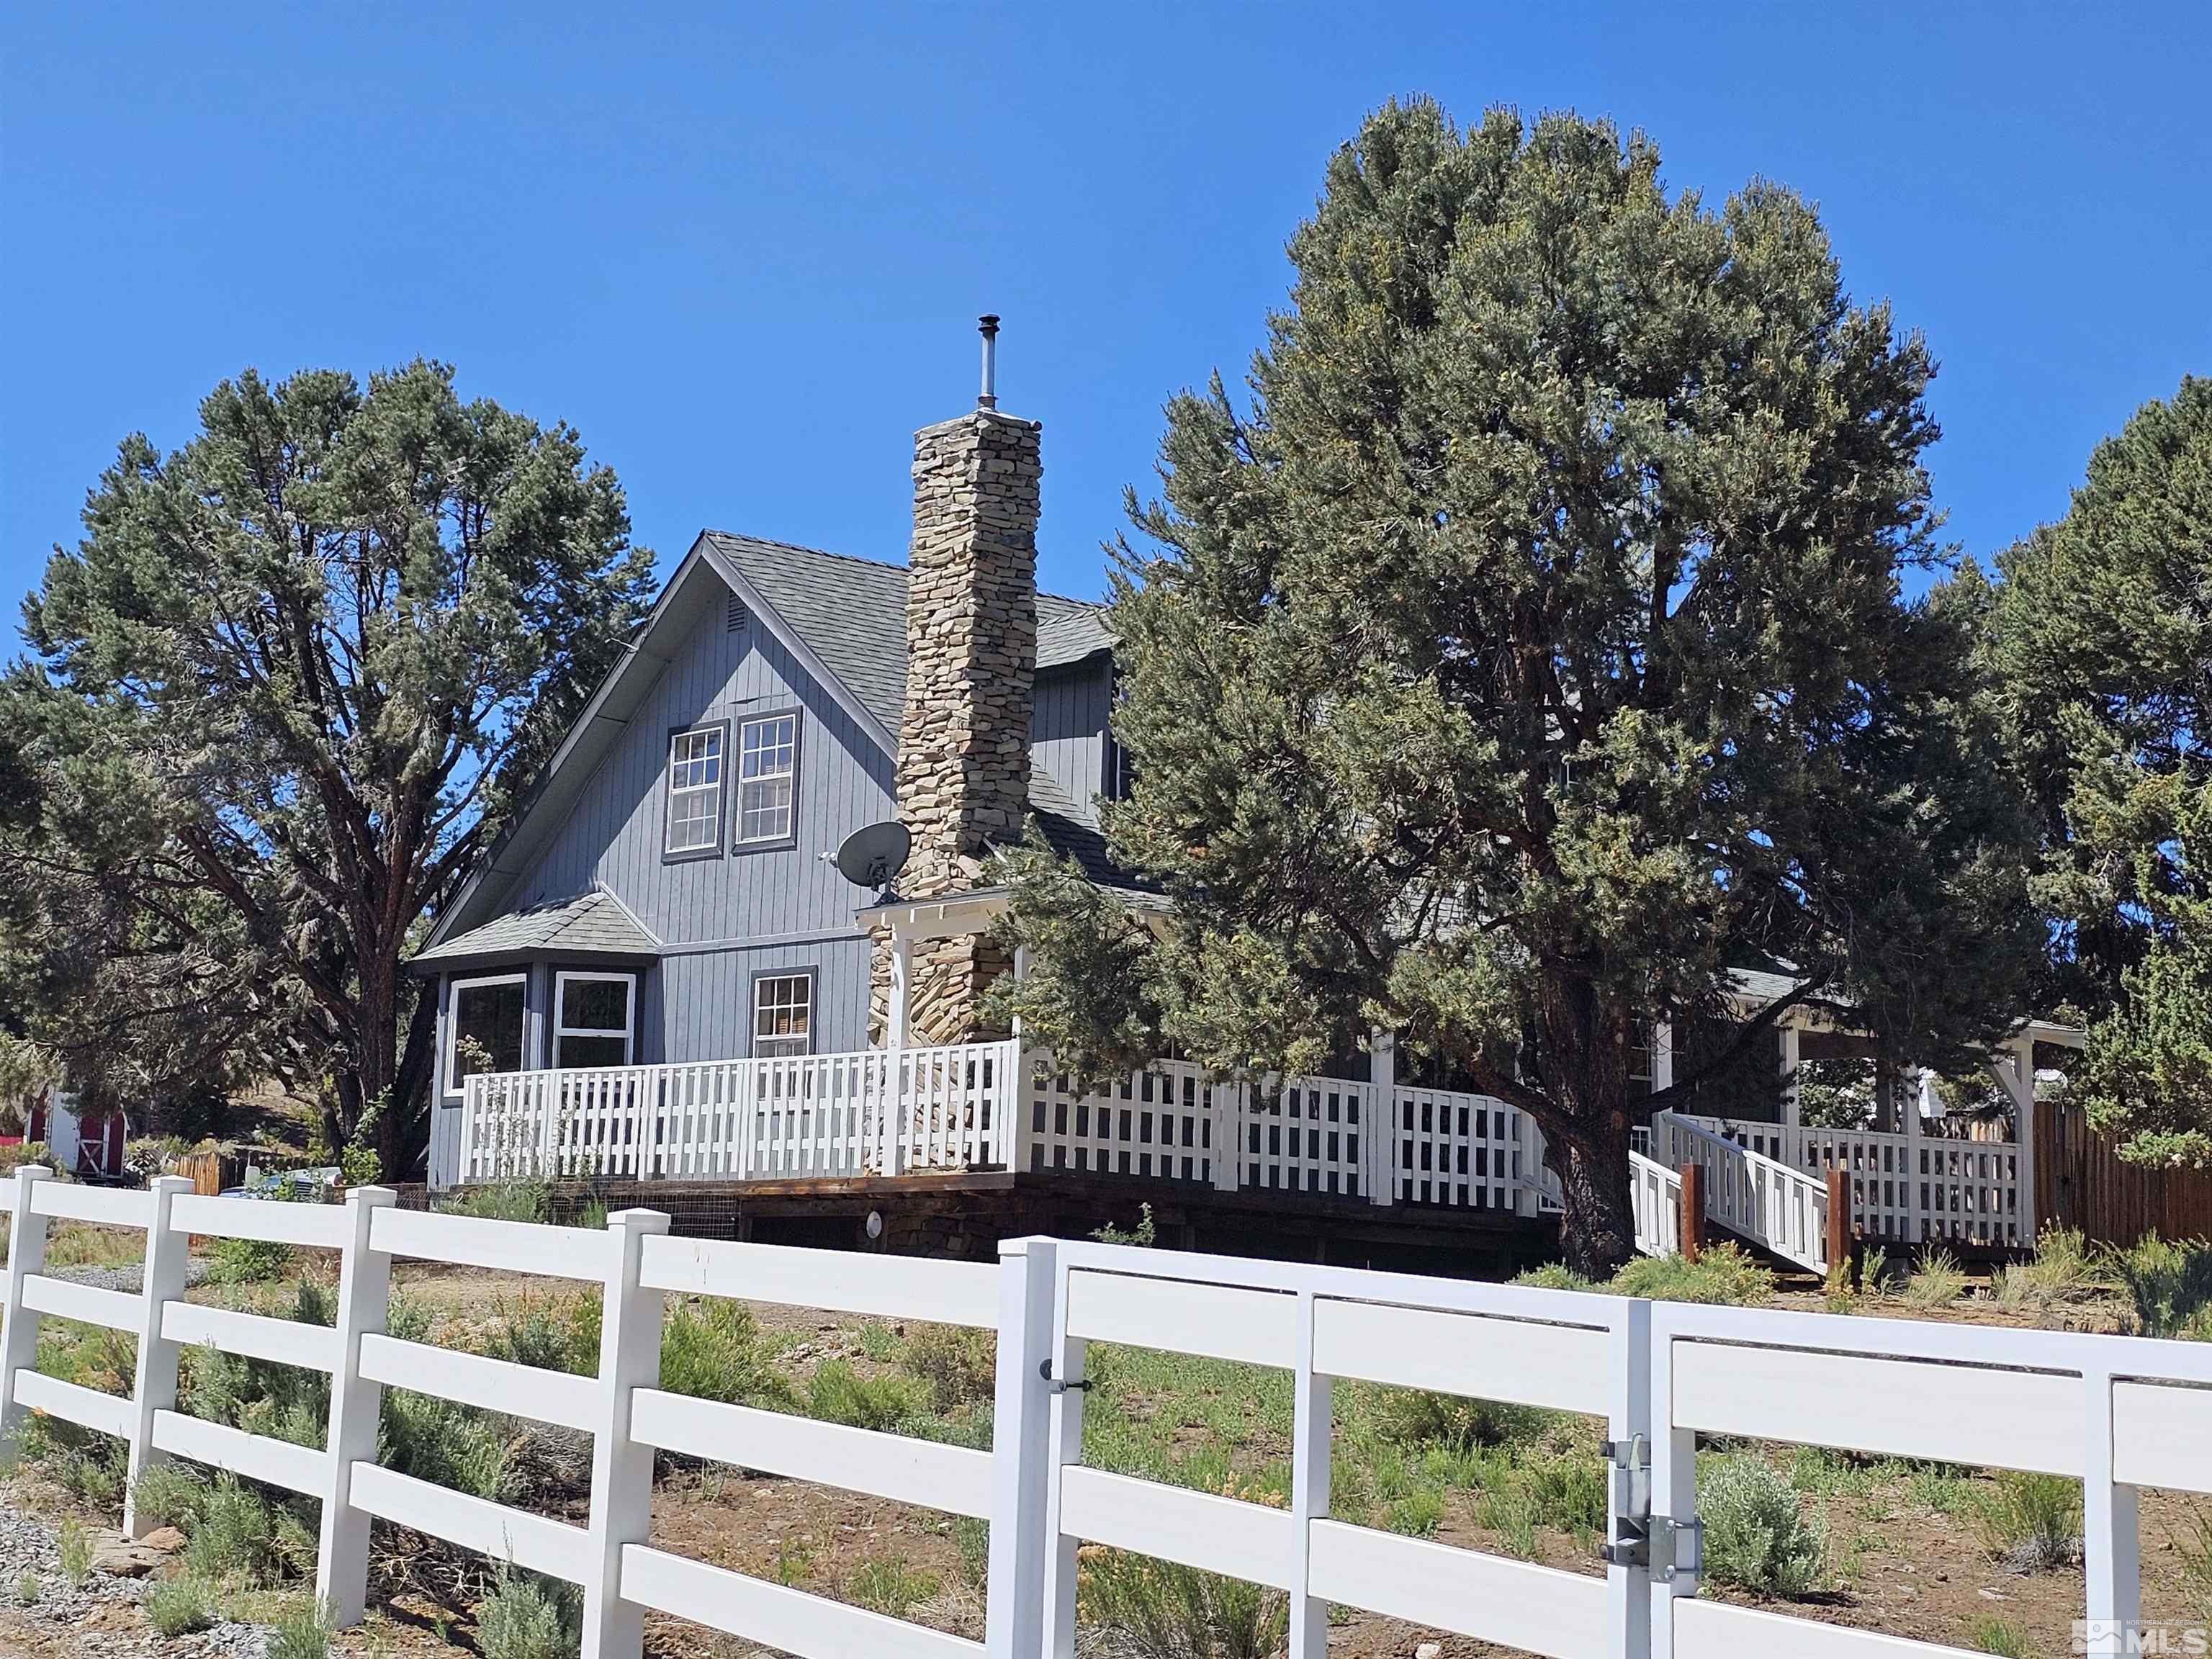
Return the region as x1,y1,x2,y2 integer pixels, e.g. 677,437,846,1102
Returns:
2038,1101,2212,1246
5,1162,2211,1659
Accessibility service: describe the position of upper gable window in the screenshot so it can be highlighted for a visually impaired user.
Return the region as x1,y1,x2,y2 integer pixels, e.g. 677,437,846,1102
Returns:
736,713,799,847
665,724,727,857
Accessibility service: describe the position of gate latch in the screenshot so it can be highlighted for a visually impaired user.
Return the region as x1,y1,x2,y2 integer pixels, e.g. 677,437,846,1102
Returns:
1039,1360,1093,1395
1599,1436,1651,1570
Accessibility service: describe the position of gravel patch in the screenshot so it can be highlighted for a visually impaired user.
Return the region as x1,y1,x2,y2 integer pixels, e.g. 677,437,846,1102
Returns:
41,1258,214,1296
0,1497,271,1658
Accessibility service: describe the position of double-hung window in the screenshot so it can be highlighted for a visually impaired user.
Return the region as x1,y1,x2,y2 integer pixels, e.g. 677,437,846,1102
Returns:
665,724,726,857
736,713,799,846
554,971,635,1069
446,974,526,1097
752,971,814,1057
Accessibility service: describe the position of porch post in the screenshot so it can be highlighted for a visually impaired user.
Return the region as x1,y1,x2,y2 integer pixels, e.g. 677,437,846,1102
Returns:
1778,1024,1802,1161
1651,1019,1674,1092
1900,1058,1925,1246
1991,1037,2039,1246
1367,1029,1395,1208
886,926,912,1054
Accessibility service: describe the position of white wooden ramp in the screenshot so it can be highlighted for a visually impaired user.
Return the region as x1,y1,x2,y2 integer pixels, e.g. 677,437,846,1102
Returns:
1631,1110,1832,1274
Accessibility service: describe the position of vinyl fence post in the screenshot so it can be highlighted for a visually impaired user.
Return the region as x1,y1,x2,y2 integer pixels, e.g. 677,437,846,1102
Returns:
1645,1302,1696,1658
317,1184,396,1627
2082,1362,2141,1657
122,1175,194,1537
1287,1290,1331,1659
583,1207,669,1659
986,1236,1058,1659
0,1165,53,1452
1609,1298,1652,1659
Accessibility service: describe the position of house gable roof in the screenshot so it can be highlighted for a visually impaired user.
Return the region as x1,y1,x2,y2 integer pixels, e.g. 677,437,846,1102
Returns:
420,531,1115,955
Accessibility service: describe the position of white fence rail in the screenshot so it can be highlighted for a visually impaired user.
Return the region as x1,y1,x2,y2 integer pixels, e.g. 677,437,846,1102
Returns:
3,1158,2200,1658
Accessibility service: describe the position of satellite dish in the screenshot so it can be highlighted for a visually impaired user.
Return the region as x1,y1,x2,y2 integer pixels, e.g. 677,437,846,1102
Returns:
835,821,912,899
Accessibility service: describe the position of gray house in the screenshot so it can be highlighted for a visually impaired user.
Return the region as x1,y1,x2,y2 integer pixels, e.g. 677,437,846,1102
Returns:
413,381,1117,1189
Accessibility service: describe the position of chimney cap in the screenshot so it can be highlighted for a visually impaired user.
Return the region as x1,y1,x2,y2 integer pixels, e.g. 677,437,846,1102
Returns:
978,315,999,408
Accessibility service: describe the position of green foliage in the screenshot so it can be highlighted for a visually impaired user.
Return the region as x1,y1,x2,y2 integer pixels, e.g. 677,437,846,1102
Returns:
658,1298,792,1409
993,97,2038,1276
378,1386,516,1503
577,1199,610,1233
1611,1245,1776,1307
56,1518,91,1588
1078,1549,1287,1659
1515,1243,1773,1306
1972,1472,2083,1570
954,1517,991,1593
207,1233,295,1285
846,1555,940,1620
477,1570,581,1659
1967,1614,2031,1657
266,1600,336,1659
440,1179,554,1225
130,1462,212,1532
1987,377,2212,1036
12,1571,37,1606
1991,1226,2105,1313
1092,1202,1159,1248
145,1573,220,1637
902,1323,997,1414
2113,1236,2212,1339
806,1359,927,1432
1,359,656,1170
1372,1389,1552,1453
485,1292,601,1375
1699,1457,1825,1596
181,1473,314,1586
1901,1247,1971,1308
2177,1505,2212,1619
1794,1058,1879,1130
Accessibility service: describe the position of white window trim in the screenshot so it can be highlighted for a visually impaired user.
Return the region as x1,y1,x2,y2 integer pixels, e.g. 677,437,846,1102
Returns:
750,969,817,1058
444,971,528,1100
734,711,800,848
553,970,637,1069
665,723,727,858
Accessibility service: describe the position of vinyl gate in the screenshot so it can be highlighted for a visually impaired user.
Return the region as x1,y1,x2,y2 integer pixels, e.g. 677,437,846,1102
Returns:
4,1164,2208,1658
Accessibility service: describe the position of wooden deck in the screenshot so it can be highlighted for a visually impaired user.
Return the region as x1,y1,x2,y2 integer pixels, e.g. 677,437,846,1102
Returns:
415,1167,1559,1280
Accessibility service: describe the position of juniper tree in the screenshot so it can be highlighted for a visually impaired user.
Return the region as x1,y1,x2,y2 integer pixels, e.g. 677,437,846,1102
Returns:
992,102,2038,1274
4,361,654,1172
1986,378,2212,1162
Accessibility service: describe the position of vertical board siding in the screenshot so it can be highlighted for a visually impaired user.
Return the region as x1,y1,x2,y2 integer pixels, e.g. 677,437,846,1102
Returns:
1028,660,1111,818
518,613,897,949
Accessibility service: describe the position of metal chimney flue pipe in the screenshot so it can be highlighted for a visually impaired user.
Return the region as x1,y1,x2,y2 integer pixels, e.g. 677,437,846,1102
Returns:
978,314,999,409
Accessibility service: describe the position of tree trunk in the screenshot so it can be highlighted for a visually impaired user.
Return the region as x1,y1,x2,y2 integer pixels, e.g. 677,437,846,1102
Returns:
1554,1125,1637,1280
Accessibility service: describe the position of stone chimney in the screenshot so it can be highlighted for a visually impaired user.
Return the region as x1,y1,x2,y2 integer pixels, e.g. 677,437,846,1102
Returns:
876,326,1042,1045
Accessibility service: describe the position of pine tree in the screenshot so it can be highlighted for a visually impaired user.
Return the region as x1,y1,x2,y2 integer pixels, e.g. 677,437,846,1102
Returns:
1987,377,2212,1163
993,102,2038,1274
4,361,655,1173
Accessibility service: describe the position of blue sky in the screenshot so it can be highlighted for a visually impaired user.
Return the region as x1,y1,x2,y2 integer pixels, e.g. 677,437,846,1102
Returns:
4,4,2207,615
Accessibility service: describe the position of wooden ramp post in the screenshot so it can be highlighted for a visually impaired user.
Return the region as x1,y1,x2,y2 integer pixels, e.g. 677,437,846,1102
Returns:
1678,1161,1704,1262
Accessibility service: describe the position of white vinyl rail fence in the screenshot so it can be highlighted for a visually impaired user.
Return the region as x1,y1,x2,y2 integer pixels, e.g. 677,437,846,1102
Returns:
9,1159,2200,1658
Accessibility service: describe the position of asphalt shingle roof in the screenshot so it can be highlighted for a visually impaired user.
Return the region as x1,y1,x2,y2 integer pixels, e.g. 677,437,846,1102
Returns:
414,889,660,967
703,532,1113,736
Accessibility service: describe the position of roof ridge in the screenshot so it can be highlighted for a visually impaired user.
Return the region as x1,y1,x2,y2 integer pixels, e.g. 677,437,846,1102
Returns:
703,527,1107,609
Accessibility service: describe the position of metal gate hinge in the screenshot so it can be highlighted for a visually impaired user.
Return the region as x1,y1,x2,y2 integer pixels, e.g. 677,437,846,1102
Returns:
1038,1360,1093,1395
1655,1516,1704,1584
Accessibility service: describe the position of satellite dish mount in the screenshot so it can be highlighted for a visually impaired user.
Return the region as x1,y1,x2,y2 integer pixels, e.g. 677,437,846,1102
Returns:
835,821,913,905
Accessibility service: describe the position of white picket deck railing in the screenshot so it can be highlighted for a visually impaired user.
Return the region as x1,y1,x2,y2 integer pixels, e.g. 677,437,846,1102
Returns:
453,1047,2035,1272
3,1162,2200,1659
459,1040,1022,1184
